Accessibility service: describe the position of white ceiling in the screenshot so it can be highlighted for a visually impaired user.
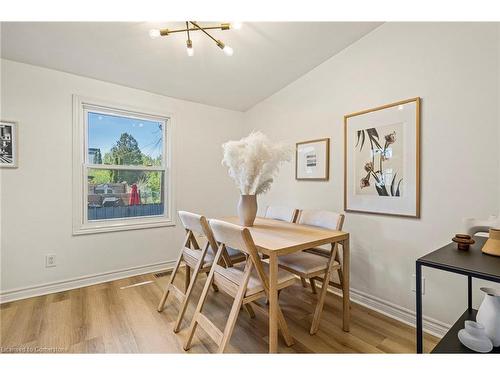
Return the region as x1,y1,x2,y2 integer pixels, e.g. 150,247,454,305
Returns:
1,22,381,111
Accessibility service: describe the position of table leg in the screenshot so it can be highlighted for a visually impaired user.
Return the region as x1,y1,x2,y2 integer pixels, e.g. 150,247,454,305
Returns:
416,261,423,353
268,253,279,353
342,237,350,332
468,275,472,311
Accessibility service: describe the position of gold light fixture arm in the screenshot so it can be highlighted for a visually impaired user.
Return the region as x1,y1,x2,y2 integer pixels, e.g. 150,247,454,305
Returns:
156,23,230,37
189,21,226,49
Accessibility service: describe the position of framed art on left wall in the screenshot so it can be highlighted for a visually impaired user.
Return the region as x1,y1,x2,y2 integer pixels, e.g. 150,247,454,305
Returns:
0,121,18,168
344,98,420,217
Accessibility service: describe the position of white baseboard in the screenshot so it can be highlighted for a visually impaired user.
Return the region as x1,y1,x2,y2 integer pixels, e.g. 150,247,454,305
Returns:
0,260,176,304
328,286,450,338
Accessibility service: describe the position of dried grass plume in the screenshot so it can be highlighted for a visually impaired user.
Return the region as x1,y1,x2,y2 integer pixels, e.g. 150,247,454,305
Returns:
222,131,292,195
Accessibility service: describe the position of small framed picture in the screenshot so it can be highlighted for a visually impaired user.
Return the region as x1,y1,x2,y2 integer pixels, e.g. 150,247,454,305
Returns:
0,121,18,168
296,138,330,180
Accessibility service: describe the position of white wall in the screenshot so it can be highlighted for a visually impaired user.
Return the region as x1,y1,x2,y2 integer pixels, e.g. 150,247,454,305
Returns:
0,59,243,299
2,23,500,331
244,22,500,326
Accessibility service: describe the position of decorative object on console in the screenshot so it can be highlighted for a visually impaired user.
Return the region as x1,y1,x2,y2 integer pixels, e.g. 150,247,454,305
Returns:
458,320,493,353
0,120,18,168
296,138,330,180
222,131,291,226
476,287,500,347
344,97,420,217
482,229,500,257
452,234,475,250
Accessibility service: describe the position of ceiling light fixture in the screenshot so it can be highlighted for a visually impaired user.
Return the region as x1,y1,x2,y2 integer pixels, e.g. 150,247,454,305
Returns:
149,21,240,56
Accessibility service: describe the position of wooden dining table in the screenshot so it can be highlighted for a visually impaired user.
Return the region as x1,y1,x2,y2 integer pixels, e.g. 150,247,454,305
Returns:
221,216,350,353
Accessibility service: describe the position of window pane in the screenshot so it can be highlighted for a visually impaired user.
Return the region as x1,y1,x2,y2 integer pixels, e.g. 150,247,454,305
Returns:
87,111,164,167
87,168,165,220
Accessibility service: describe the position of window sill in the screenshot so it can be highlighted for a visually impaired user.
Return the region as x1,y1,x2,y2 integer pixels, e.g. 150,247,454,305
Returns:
73,218,176,235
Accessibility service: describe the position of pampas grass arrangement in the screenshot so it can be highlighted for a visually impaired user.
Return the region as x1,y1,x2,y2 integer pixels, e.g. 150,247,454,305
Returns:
222,131,292,195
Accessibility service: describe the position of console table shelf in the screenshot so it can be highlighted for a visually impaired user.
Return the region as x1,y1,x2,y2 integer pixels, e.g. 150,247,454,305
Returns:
416,236,500,353
432,309,500,353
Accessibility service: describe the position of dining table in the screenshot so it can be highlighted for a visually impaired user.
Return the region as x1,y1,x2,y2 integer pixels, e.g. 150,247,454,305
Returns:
220,216,350,353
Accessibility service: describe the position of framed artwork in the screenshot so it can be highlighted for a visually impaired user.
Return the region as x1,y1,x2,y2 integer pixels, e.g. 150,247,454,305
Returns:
344,97,420,217
296,138,330,180
0,121,18,168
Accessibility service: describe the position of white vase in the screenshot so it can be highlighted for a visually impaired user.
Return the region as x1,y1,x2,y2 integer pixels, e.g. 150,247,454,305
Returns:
476,287,500,347
458,320,493,353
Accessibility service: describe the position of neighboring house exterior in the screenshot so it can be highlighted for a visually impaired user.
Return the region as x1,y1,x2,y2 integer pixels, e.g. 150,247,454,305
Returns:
88,183,130,207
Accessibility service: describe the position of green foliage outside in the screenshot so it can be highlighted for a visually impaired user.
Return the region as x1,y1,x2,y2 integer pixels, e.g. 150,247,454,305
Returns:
88,133,163,204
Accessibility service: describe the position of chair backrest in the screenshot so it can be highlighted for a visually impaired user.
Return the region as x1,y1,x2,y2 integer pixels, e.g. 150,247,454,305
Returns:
178,211,218,252
209,219,268,286
297,209,345,231
264,206,299,223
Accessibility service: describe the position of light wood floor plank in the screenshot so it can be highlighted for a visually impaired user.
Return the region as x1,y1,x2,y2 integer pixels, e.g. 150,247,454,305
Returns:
0,270,438,353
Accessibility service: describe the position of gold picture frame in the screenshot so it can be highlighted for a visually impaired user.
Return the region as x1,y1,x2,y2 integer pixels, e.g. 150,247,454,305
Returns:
296,138,330,181
344,97,421,218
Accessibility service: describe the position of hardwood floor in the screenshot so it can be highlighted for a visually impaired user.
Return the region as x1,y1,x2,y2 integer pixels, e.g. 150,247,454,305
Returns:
0,269,438,353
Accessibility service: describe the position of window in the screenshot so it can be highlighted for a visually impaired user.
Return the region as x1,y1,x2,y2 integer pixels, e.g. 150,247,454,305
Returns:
73,96,173,234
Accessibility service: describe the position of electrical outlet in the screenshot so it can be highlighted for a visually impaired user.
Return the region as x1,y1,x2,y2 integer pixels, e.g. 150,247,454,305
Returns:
411,274,425,294
45,254,56,268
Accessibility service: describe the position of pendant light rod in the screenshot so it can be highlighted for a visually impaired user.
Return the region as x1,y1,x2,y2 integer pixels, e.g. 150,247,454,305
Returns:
186,22,194,56
155,23,230,36
189,21,224,47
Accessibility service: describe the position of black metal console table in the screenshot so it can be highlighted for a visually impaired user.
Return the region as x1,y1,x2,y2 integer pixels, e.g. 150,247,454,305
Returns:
416,236,500,353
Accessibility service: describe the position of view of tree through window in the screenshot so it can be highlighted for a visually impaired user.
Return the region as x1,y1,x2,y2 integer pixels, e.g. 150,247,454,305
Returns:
86,111,166,221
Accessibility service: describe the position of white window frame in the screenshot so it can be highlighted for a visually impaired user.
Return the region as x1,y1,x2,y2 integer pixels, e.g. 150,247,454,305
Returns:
72,95,175,235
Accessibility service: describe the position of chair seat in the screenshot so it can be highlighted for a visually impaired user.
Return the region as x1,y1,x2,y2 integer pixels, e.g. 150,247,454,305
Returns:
183,247,245,269
278,251,339,276
216,262,296,296
226,247,247,264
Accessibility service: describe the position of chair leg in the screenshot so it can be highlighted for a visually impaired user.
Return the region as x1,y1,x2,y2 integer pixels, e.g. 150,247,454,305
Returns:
157,252,183,312
184,265,191,293
218,283,247,353
310,251,338,335
207,272,219,292
276,304,294,347
300,277,308,288
184,244,226,351
173,262,203,333
183,269,215,350
244,304,256,319
217,263,253,353
309,278,317,294
310,277,330,335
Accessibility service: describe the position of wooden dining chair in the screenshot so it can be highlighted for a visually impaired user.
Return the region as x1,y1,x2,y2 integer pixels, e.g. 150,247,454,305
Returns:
157,211,246,333
184,219,296,353
277,209,345,335
264,205,299,223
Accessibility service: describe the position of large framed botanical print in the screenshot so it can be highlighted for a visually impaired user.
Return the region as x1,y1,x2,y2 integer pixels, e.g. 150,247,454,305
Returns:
344,98,420,217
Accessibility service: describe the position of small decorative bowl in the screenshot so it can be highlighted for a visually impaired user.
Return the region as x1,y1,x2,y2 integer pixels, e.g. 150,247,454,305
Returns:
452,234,475,250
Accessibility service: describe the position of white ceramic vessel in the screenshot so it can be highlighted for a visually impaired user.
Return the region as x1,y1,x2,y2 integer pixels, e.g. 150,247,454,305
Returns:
458,320,493,353
476,287,500,347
